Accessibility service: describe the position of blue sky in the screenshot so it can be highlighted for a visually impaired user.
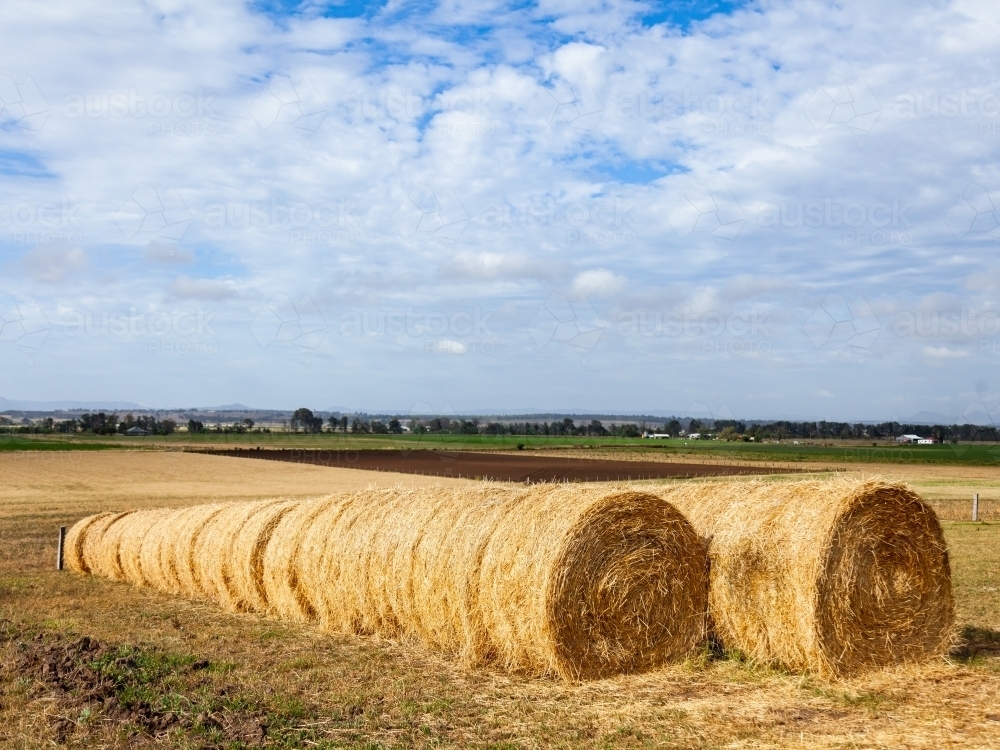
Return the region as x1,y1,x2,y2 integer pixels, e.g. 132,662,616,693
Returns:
2,0,1000,421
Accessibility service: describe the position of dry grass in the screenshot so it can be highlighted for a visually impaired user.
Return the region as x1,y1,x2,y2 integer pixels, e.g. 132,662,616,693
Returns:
68,485,709,680
2,451,999,748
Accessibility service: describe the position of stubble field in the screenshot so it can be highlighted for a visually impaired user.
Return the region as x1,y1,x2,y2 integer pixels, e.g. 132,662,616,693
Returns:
1,450,998,749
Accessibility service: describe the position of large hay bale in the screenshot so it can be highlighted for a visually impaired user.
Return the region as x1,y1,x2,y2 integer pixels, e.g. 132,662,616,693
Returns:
168,503,233,598
299,484,708,679
261,495,353,621
119,509,176,588
658,478,954,675
65,512,116,574
69,484,708,680
138,509,186,592
82,510,140,581
225,499,299,613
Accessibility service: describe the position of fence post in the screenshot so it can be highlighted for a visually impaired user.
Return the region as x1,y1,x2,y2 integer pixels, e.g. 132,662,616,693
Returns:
973,493,979,522
56,526,66,571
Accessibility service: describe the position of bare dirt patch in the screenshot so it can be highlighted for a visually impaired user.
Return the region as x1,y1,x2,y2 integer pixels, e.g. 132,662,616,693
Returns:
202,448,797,481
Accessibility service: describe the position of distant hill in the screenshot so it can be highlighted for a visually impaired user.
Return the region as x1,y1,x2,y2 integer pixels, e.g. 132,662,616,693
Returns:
0,397,145,412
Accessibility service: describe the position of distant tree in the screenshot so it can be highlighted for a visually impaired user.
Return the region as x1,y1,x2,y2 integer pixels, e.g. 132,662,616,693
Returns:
388,418,402,434
351,418,368,434
370,421,389,434
187,419,205,433
587,419,607,436
242,418,254,430
160,419,176,435
618,423,641,438
291,408,323,433
340,416,348,433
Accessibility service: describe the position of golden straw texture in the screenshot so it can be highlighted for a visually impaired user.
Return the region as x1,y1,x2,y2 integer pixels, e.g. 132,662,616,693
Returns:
65,484,708,680
657,478,955,675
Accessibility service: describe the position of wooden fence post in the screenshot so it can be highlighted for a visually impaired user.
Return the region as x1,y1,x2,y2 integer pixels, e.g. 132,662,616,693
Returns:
973,493,979,522
56,526,66,571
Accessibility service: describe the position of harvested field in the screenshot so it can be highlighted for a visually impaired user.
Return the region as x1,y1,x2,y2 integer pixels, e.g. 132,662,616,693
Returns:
67,485,710,680
2,451,999,748
201,448,798,481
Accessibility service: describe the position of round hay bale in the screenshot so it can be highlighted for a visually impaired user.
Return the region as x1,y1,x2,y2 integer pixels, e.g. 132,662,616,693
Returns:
191,501,266,606
304,484,708,679
169,503,233,598
659,478,954,675
139,509,186,592
226,499,300,613
118,509,173,587
64,512,116,574
477,486,708,679
83,510,139,580
262,495,353,621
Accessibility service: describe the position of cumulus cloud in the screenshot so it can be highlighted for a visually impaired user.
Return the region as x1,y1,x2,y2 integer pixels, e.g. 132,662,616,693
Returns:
571,268,627,299
144,241,194,265
20,246,87,283
168,276,238,300
441,251,554,281
922,346,970,361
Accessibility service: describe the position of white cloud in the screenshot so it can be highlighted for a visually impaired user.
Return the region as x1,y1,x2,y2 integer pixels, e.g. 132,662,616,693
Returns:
442,251,554,281
168,276,238,300
571,268,626,299
144,241,194,265
20,246,87,283
922,346,970,360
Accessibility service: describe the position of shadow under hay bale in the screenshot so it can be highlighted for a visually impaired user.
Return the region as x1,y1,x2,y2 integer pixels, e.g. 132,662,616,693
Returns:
65,484,709,681
658,478,955,676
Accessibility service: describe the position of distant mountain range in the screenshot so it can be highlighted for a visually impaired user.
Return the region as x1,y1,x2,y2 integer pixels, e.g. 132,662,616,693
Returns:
0,397,147,411
2,397,996,425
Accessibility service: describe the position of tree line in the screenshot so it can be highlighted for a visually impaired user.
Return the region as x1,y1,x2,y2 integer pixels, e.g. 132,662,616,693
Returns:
3,408,999,444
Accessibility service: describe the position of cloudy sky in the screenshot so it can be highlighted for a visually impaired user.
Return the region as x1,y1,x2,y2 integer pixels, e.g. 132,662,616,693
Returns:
2,0,1000,420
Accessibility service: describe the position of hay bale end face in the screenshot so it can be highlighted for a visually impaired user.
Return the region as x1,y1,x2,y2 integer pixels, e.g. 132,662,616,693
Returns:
660,478,954,676
66,485,709,680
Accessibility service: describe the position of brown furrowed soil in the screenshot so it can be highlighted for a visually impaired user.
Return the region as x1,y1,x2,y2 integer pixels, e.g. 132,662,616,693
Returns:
1,451,998,749
198,448,798,482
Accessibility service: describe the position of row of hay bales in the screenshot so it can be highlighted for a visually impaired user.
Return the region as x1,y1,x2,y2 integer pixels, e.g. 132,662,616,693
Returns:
65,478,954,680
